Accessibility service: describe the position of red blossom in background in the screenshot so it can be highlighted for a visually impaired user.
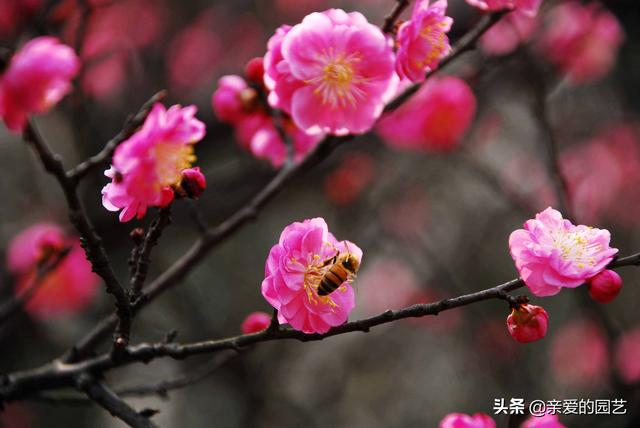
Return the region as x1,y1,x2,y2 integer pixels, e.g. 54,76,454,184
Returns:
323,152,374,206
439,412,496,428
241,311,271,334
377,76,477,152
615,328,640,384
0,0,41,37
465,0,541,16
7,223,100,319
521,414,566,428
480,10,537,56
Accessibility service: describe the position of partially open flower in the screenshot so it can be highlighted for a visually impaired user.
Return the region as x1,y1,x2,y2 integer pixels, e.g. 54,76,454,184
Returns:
244,57,265,86
507,304,548,343
588,269,622,303
241,311,272,334
261,218,361,334
439,413,496,428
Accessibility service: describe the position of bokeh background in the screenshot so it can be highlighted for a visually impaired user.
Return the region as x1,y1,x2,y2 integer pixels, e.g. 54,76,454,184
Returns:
1,0,640,427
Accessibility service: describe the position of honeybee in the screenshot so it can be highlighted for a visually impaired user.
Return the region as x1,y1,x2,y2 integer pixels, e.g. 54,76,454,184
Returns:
317,243,360,296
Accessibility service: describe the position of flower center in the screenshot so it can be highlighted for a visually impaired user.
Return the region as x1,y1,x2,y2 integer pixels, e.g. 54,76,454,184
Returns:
298,252,346,309
551,229,602,269
307,50,366,109
153,142,196,187
414,21,449,69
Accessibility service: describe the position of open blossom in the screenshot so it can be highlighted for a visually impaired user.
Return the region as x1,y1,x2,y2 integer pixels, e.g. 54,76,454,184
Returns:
480,11,537,56
465,0,541,16
241,311,272,334
212,75,322,168
0,37,80,132
522,414,566,428
377,76,476,152
264,9,397,135
261,218,361,334
537,1,624,85
396,0,453,82
509,207,618,297
7,223,100,319
440,413,496,428
506,304,548,343
102,103,206,222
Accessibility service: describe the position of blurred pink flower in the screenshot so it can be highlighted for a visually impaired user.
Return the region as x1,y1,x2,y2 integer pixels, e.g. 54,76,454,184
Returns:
0,0,42,37
537,1,624,85
551,319,609,388
264,9,397,135
395,0,453,82
212,75,257,125
440,413,496,428
241,311,271,334
357,258,419,314
381,187,430,239
102,103,206,222
588,269,622,304
324,153,374,206
7,223,100,319
506,304,548,343
521,414,566,428
509,207,617,297
245,57,265,86
0,37,79,132
261,218,361,334
480,11,537,56
377,76,476,152
465,0,541,16
615,328,640,384
167,10,222,92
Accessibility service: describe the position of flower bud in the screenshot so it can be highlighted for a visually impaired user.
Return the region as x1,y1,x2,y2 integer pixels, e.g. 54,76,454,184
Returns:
181,167,206,199
244,57,265,86
506,304,548,343
241,311,271,334
588,269,622,304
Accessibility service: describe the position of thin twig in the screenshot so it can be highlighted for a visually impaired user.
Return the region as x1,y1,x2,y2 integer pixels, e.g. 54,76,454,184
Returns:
382,0,410,33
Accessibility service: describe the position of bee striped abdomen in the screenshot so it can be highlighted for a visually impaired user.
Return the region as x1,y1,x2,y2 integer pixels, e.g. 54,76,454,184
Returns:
318,267,347,296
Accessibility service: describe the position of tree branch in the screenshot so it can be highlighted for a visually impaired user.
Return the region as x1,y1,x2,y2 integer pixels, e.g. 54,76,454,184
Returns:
382,0,410,33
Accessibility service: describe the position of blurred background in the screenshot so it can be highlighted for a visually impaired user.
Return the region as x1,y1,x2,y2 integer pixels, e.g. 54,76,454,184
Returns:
1,0,639,426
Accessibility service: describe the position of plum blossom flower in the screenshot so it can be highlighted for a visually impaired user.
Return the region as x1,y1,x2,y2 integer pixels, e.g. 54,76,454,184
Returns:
615,328,640,384
480,11,537,56
506,304,548,343
588,269,622,304
396,0,453,82
439,413,496,428
102,103,206,222
465,0,541,16
212,74,322,168
509,207,618,297
241,311,272,334
377,76,476,152
521,414,566,428
537,1,624,85
0,37,80,132
261,218,361,334
7,223,100,319
264,9,397,135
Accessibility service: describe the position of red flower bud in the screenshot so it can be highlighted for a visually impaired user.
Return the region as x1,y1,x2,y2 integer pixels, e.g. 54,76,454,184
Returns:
506,304,548,343
241,311,271,334
244,57,265,86
588,269,622,304
181,167,206,199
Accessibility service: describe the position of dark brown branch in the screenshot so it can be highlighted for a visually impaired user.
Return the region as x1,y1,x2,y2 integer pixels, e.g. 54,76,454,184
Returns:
3,251,638,402
0,248,70,325
67,90,167,183
382,0,410,33
76,374,157,428
23,121,131,348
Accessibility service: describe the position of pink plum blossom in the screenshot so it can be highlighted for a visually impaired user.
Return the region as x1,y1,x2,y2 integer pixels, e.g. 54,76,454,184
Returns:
102,103,206,222
7,223,100,319
509,207,618,297
480,11,537,56
465,0,541,16
521,414,566,428
377,76,476,152
261,218,361,334
439,413,496,428
506,304,548,343
588,269,622,304
537,1,624,85
241,311,272,334
0,37,80,132
264,9,397,135
323,153,374,206
396,0,452,82
615,328,640,384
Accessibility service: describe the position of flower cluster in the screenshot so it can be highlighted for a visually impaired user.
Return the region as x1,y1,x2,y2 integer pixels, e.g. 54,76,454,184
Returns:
102,103,206,222
261,218,361,334
509,207,618,297
0,37,79,132
212,72,321,168
7,223,100,319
